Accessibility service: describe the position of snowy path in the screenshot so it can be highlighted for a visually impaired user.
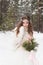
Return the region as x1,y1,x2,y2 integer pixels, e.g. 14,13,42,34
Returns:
0,31,43,65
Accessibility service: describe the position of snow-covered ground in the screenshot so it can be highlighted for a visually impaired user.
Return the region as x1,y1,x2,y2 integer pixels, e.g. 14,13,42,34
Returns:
0,31,43,65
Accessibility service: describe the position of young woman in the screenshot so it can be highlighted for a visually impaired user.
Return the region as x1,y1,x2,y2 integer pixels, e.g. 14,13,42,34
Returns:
12,15,39,65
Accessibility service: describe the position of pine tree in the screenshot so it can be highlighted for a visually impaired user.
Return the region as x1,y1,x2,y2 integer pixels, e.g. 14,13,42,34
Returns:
2,3,15,30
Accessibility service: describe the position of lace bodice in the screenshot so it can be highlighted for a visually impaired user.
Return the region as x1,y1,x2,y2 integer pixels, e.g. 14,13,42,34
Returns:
13,26,31,49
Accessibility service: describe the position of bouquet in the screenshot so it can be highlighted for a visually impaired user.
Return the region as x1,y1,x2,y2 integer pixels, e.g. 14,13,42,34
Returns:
22,38,38,51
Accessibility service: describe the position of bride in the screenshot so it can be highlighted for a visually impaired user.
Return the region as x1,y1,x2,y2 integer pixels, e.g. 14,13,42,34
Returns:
12,15,39,65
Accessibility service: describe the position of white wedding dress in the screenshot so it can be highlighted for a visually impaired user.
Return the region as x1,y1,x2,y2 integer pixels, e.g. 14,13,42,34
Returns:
0,26,39,65
12,26,39,65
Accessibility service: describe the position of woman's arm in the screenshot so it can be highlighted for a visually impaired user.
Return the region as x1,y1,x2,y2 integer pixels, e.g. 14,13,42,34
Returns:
16,26,25,48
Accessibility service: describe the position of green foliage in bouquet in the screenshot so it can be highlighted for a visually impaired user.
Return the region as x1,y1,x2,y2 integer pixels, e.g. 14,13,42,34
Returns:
22,39,38,51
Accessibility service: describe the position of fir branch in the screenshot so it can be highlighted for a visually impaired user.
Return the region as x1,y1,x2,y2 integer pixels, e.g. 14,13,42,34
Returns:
22,38,38,51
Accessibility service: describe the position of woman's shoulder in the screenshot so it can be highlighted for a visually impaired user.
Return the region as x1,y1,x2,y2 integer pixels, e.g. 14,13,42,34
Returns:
20,26,24,29
12,26,25,34
19,26,25,32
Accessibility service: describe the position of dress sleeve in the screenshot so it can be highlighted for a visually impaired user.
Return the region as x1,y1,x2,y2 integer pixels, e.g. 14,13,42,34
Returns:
16,26,25,48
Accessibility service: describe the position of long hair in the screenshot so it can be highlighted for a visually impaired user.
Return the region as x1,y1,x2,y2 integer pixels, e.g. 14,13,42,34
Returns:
16,15,33,36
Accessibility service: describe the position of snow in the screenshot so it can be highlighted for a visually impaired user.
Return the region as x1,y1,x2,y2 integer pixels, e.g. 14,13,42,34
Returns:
0,31,43,65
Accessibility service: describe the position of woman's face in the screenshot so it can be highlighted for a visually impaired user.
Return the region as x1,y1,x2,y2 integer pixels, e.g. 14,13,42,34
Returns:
22,19,29,28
